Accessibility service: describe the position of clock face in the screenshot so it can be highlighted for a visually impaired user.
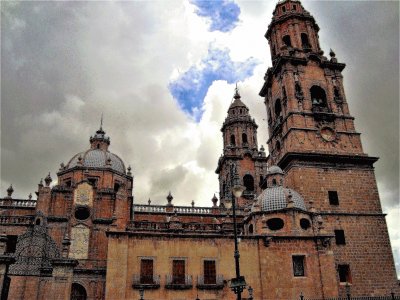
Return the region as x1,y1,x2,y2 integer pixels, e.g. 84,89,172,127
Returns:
320,127,336,142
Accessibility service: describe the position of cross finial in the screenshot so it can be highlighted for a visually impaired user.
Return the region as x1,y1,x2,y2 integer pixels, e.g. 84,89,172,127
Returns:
100,113,104,130
234,83,240,99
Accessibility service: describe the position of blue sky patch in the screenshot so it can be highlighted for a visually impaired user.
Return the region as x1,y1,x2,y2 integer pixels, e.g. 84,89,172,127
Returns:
191,0,240,32
169,47,260,121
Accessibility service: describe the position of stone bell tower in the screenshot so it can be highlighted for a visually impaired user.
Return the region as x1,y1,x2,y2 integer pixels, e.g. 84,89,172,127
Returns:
259,0,399,296
216,87,268,208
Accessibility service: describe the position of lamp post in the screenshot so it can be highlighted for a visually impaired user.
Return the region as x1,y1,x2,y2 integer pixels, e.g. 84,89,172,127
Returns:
248,286,254,300
139,288,144,300
345,282,351,300
229,165,246,300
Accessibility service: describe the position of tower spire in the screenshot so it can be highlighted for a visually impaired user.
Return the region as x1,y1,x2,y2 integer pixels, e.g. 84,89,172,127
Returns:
234,83,241,100
100,113,104,131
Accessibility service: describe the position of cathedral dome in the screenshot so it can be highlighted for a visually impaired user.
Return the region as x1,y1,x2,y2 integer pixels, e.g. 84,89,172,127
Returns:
65,125,126,174
66,149,125,174
256,186,307,212
267,165,284,175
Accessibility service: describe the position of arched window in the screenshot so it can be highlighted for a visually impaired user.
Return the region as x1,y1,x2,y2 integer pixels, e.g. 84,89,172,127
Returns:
301,33,310,49
275,99,282,117
248,224,254,234
71,283,87,300
276,141,281,151
230,135,236,146
310,86,327,107
272,178,277,186
282,35,292,47
243,174,254,192
242,133,248,144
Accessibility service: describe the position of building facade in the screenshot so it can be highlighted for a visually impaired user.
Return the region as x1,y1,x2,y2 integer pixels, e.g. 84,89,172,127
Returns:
0,0,398,299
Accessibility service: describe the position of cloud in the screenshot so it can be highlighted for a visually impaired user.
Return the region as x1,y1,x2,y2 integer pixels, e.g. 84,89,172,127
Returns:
190,0,240,32
169,47,260,121
1,0,399,277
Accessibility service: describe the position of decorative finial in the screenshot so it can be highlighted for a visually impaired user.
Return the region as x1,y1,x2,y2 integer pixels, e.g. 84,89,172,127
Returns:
6,185,14,198
191,200,195,207
59,162,65,170
212,194,218,207
28,193,32,200
44,172,52,187
39,178,43,187
166,191,173,206
329,48,336,57
127,165,132,176
286,190,294,208
234,83,241,99
148,198,151,205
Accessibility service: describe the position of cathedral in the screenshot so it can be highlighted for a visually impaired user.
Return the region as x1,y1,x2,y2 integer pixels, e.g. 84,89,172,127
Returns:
0,0,399,299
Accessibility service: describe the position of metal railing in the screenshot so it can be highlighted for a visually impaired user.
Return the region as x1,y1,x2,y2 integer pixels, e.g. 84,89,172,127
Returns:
165,274,192,289
132,274,160,289
197,275,224,289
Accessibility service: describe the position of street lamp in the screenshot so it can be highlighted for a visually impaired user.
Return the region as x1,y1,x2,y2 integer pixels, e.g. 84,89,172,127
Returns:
229,164,247,300
139,288,144,300
345,282,351,300
248,286,254,300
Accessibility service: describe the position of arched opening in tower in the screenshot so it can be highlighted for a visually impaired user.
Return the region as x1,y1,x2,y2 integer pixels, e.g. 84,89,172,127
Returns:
230,134,236,146
242,133,248,144
274,99,282,117
301,33,310,49
243,174,255,192
310,86,327,108
282,35,292,47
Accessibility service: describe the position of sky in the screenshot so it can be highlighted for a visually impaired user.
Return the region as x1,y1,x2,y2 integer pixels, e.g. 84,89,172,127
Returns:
1,0,398,277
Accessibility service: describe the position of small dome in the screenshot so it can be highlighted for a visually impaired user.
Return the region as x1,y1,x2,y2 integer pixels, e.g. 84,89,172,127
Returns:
267,165,284,175
66,149,125,174
256,186,306,212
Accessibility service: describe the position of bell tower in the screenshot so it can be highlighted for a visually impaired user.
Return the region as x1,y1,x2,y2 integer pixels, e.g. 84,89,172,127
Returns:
216,87,267,208
259,0,399,296
260,0,364,167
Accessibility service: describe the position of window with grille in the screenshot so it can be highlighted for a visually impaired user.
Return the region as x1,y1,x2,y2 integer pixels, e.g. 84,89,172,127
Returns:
338,264,351,283
292,256,305,277
172,260,185,284
140,259,154,284
204,260,216,284
329,191,339,205
335,230,346,245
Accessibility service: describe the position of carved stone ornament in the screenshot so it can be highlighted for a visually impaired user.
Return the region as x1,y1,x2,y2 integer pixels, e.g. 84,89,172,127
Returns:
320,127,337,142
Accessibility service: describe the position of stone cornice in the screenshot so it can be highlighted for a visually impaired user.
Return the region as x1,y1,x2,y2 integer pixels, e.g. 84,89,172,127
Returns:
279,152,378,170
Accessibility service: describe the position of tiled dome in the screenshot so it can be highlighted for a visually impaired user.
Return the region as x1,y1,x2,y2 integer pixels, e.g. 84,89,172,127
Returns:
267,166,284,175
257,186,307,212
67,149,126,174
